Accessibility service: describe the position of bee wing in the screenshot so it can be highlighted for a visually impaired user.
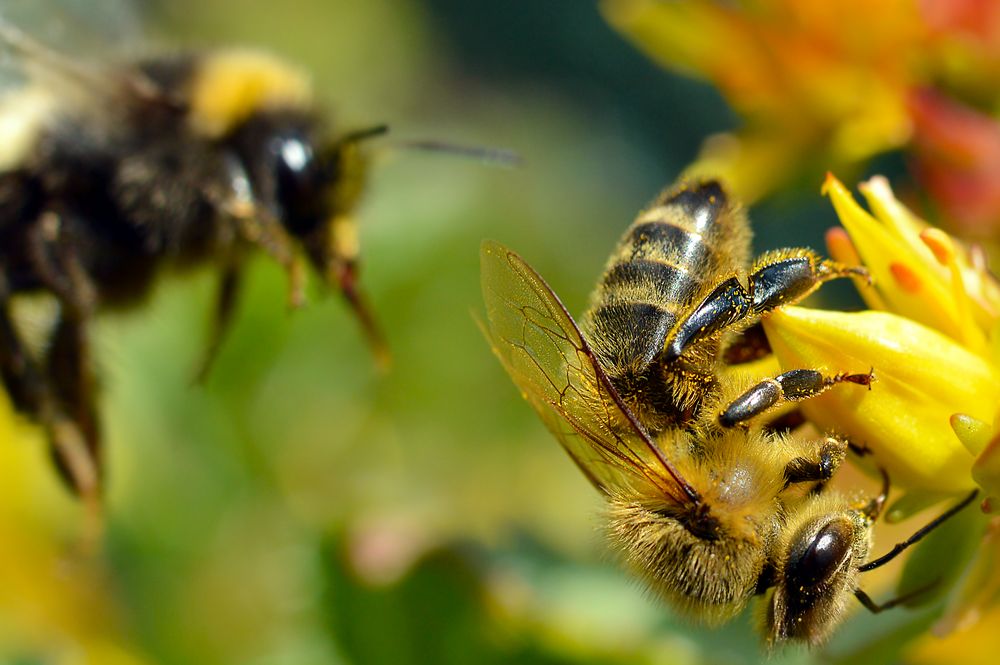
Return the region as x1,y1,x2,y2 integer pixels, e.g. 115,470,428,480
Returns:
480,240,698,505
0,1,170,111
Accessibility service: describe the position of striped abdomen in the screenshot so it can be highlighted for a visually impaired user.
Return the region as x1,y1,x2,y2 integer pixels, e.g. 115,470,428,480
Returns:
584,181,751,419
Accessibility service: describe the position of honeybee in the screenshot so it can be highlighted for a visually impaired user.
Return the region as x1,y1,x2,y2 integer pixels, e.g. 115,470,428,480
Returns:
480,180,977,645
583,179,873,435
0,14,386,501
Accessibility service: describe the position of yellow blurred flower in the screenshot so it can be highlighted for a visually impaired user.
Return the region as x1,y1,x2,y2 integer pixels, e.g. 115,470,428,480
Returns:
603,0,921,201
0,398,153,665
603,0,1000,236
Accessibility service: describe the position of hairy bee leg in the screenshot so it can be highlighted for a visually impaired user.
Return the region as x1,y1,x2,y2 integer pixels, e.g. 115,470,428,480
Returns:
782,436,848,486
192,261,243,384
746,248,869,315
665,249,867,360
0,291,101,500
216,156,307,309
45,292,104,503
718,368,874,428
231,209,307,309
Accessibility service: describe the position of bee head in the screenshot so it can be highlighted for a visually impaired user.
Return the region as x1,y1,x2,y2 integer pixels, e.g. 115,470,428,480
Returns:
226,111,389,358
763,501,872,646
272,122,386,271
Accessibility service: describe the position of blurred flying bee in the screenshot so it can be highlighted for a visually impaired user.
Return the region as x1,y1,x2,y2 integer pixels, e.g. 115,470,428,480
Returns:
0,12,389,501
480,180,977,644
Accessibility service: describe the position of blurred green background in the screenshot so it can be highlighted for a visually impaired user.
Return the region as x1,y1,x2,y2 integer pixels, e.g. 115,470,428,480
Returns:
0,1,949,664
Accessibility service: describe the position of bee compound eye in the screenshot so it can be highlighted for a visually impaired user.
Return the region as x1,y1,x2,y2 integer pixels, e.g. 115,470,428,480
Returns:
786,520,853,590
274,134,327,235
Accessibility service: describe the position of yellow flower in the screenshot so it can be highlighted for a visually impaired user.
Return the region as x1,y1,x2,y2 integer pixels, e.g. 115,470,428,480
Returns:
763,174,1000,501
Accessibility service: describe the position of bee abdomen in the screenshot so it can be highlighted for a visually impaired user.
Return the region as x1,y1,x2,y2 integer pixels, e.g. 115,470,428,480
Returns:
626,219,713,269
588,300,676,372
601,253,702,308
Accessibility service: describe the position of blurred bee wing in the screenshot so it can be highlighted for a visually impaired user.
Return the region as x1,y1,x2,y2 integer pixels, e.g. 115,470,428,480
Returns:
480,240,698,505
0,1,168,107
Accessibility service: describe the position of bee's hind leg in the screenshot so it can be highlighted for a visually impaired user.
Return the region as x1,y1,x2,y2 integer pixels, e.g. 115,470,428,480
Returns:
718,368,874,428
45,311,101,496
0,285,101,503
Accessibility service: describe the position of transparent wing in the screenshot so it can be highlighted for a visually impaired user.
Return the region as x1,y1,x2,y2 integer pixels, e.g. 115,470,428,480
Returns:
0,0,145,56
480,240,698,505
0,0,160,104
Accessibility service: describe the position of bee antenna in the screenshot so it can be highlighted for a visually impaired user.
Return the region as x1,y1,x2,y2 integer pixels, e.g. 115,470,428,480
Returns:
858,488,979,573
336,124,391,147
393,139,522,169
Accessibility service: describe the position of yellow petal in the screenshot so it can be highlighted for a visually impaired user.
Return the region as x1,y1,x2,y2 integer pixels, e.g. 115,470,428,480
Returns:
857,175,1000,340
763,307,996,494
601,0,742,81
951,413,995,458
972,428,1000,508
823,174,966,342
825,227,889,312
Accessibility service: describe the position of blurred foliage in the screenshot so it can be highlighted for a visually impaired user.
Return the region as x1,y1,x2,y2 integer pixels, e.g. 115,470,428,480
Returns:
0,1,994,665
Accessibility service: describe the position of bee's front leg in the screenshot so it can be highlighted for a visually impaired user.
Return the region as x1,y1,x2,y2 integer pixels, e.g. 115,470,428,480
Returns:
665,249,866,361
192,256,244,384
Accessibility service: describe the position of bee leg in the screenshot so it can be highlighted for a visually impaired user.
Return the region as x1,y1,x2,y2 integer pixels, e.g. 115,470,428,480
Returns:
330,254,390,371
746,248,869,317
231,209,307,309
0,289,101,502
665,249,866,360
853,582,939,613
718,368,874,428
782,436,848,487
216,156,307,309
45,311,102,495
192,259,243,384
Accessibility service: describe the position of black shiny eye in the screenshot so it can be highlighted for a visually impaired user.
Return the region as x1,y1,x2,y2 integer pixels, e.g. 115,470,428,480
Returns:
785,520,853,590
274,134,329,236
